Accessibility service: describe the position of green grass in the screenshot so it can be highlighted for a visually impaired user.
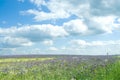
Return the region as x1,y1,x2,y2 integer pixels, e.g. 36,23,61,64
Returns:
0,57,53,63
0,57,119,80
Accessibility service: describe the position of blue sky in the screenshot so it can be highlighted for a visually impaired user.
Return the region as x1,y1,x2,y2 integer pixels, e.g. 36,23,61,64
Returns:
0,0,120,55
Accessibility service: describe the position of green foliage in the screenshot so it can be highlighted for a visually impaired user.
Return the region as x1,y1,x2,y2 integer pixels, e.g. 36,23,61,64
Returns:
0,57,119,80
0,57,53,63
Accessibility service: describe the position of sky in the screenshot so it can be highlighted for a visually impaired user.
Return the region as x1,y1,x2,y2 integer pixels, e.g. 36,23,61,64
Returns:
0,0,120,55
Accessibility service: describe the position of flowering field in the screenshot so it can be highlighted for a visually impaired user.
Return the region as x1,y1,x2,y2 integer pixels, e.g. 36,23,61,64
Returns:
0,55,119,80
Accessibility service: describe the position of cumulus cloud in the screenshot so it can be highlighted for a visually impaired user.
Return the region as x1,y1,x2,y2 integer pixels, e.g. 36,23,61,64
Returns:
70,40,89,46
22,8,70,21
1,0,120,55
25,0,76,21
0,24,68,49
26,0,120,20
63,17,119,36
0,18,119,49
30,0,46,7
70,39,120,47
42,40,53,46
89,0,120,16
63,19,88,35
0,37,33,48
0,24,68,42
67,39,120,55
16,25,68,41
0,18,119,50
20,0,120,35
83,16,116,34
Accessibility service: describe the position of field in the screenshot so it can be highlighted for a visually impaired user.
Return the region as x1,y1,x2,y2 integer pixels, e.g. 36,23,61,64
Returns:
0,55,120,80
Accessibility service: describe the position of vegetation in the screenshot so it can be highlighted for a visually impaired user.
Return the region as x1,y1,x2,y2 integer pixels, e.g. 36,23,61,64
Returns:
0,57,53,63
0,55,119,80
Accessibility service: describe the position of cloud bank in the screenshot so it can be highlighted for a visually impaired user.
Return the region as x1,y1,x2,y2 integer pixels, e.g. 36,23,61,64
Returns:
1,0,120,55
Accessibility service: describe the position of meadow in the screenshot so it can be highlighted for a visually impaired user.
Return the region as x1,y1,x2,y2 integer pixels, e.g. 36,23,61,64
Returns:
0,55,119,80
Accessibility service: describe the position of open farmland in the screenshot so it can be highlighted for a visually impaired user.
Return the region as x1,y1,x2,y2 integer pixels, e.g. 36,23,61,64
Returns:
0,55,119,80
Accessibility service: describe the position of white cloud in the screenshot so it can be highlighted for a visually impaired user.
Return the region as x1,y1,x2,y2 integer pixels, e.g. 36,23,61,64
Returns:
90,0,120,16
117,18,120,23
30,0,46,7
22,8,70,21
16,24,68,41
70,40,89,46
70,39,120,47
23,0,120,33
70,40,90,49
1,0,120,55
0,37,33,48
17,0,120,40
0,24,68,49
20,0,120,36
61,46,67,50
42,40,53,46
0,24,68,42
84,16,116,34
23,0,83,21
49,47,58,51
63,17,119,36
66,39,120,55
63,19,88,35
0,18,119,49
26,0,120,20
